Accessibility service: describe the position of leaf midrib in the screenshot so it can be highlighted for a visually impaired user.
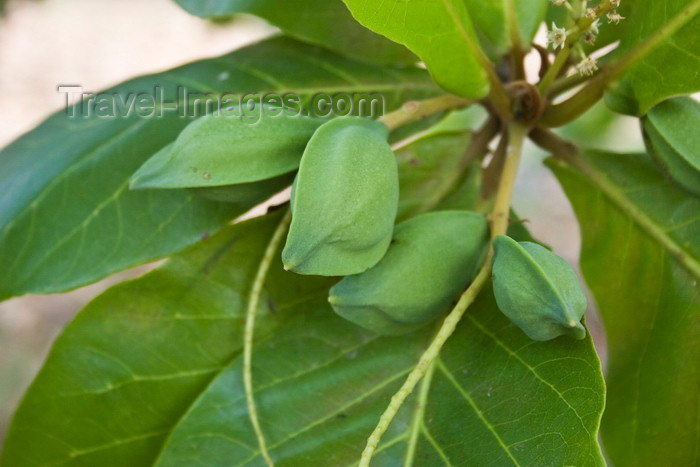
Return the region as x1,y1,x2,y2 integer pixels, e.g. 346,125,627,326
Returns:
576,156,700,280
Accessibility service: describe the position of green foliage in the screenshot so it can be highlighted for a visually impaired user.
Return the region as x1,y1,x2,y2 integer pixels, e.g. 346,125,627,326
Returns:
330,210,488,335
342,0,490,98
0,37,436,300
0,214,605,465
492,236,587,341
130,111,324,189
0,213,331,466
550,151,700,467
642,96,700,196
282,118,398,276
605,0,700,115
1,0,699,465
173,0,416,65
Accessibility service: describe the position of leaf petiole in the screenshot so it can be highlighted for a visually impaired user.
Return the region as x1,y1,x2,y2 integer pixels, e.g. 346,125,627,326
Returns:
379,95,475,131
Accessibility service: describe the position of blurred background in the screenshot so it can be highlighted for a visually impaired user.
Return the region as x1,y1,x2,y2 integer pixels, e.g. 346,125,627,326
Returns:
0,0,644,447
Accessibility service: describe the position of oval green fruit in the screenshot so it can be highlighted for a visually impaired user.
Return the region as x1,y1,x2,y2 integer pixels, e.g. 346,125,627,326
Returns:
130,107,323,189
329,210,488,335
642,96,700,197
491,235,587,341
282,117,399,276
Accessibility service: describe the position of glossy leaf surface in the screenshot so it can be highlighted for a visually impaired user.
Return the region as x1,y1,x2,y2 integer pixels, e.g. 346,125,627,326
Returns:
342,0,490,98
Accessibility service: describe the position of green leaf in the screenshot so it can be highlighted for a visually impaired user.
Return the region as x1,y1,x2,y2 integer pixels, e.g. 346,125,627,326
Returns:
0,212,333,467
549,151,700,467
463,0,548,52
172,0,416,66
0,37,438,301
396,132,473,221
130,112,324,189
154,288,605,466
642,96,700,197
342,0,491,98
605,0,700,115
394,107,485,221
2,215,605,464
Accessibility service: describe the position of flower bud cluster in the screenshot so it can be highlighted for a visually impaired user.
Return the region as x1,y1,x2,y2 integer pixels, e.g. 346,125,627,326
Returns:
548,0,625,76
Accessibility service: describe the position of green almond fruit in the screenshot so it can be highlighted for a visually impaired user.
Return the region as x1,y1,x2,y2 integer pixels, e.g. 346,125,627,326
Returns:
282,117,399,276
491,235,587,341
329,210,488,335
130,107,323,189
642,96,700,197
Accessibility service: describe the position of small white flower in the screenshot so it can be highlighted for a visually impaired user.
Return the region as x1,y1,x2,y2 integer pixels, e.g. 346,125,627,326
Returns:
589,19,600,35
577,57,599,76
607,10,625,23
610,0,621,8
547,23,567,49
585,8,598,19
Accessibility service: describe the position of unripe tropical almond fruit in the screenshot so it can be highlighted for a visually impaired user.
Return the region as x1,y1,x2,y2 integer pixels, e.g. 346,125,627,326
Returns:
130,107,323,189
282,117,399,276
491,235,587,341
642,96,700,197
329,210,488,335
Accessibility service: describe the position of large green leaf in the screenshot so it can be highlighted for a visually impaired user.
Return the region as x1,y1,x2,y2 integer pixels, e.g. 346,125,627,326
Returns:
153,288,604,466
172,0,416,66
1,216,605,465
549,151,700,466
463,0,548,52
0,212,333,466
605,0,700,115
342,0,490,99
0,37,438,301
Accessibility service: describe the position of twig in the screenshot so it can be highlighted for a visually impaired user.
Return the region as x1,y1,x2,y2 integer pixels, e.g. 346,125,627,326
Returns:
379,95,475,131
